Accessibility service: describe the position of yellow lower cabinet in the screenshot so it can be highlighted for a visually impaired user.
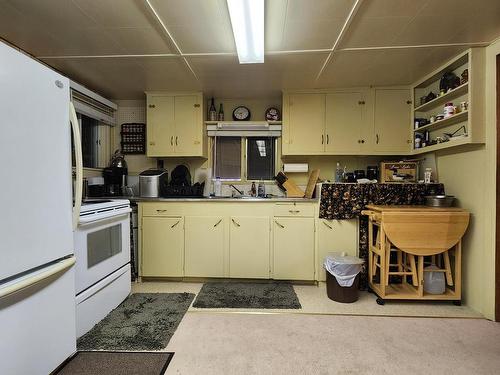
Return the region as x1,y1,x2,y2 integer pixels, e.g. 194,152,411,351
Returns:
141,216,184,277
184,216,225,277
317,219,358,281
229,216,270,279
273,217,315,280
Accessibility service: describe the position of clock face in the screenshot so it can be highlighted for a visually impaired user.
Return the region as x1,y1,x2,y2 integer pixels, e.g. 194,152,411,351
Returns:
232,106,251,121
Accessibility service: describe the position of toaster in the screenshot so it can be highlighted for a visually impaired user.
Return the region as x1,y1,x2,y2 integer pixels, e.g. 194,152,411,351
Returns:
139,169,168,197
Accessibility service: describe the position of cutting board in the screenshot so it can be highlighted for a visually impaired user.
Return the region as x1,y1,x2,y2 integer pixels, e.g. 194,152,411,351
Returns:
304,169,320,199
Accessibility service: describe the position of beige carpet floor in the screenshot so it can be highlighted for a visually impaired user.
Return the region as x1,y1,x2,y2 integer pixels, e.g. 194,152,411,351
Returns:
165,312,500,375
132,281,482,318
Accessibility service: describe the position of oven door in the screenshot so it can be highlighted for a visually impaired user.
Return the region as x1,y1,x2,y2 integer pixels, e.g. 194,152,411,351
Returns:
74,209,130,295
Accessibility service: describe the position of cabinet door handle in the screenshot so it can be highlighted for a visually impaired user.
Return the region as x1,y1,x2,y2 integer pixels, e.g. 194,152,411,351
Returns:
214,219,222,227
231,218,241,227
275,220,285,228
175,136,178,145
323,221,333,229
148,104,155,108
194,103,200,108
288,210,300,214
171,220,180,228
406,100,412,105
149,141,155,146
376,134,379,144
326,134,329,144
361,139,365,144
170,136,173,146
358,101,365,105
156,209,167,213
321,135,324,144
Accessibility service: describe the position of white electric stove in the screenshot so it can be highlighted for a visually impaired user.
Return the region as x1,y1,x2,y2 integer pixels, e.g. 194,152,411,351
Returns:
74,199,132,338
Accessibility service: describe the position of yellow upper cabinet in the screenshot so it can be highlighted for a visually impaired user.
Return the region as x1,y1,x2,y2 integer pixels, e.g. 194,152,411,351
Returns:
146,92,206,157
146,95,175,156
325,91,367,154
373,88,412,154
282,93,325,155
283,88,414,156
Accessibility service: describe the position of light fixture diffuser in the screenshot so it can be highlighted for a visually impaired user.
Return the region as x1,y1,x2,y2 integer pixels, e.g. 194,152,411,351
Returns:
227,0,264,64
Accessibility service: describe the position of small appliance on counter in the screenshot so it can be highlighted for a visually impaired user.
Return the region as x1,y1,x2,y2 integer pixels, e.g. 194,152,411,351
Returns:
139,169,168,198
103,150,128,196
366,166,379,181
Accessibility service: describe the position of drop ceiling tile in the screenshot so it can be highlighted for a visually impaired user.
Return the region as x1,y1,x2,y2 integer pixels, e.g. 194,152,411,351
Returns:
132,56,199,90
47,27,126,56
148,0,234,53
447,13,500,44
45,56,198,99
104,27,175,54
281,19,345,50
5,0,97,29
393,15,470,46
340,16,412,48
0,1,62,55
356,0,428,18
148,0,227,27
417,0,499,17
319,50,385,87
44,58,146,99
72,0,154,28
167,24,235,53
286,0,354,21
265,0,287,51
187,53,327,96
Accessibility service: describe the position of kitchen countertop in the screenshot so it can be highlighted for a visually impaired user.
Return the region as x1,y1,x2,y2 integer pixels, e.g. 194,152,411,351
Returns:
87,196,319,203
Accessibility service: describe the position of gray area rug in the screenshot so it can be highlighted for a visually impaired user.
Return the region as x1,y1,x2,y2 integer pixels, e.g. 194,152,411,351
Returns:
55,351,173,375
77,293,194,351
192,282,301,309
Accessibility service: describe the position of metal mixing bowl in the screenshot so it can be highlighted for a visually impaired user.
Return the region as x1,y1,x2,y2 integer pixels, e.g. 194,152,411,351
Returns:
424,195,455,207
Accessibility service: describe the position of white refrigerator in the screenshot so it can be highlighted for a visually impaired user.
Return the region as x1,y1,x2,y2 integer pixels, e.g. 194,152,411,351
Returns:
0,41,82,374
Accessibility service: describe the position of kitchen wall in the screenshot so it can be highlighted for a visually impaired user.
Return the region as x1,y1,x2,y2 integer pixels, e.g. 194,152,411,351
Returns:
433,38,499,320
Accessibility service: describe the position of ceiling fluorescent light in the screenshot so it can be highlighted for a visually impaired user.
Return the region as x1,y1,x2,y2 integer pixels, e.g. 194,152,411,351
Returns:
227,0,264,64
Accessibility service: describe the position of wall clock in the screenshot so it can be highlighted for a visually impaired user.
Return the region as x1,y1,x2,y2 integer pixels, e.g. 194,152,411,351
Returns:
232,106,251,121
265,107,280,121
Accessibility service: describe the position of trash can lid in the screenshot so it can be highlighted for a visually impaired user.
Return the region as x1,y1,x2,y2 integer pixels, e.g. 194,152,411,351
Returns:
325,252,364,265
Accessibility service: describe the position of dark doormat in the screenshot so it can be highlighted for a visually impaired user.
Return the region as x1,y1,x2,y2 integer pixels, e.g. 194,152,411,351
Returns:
77,293,195,351
54,351,173,375
192,282,301,309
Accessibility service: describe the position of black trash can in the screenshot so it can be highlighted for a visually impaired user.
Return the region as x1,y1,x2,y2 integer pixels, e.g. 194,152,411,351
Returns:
326,271,360,303
324,252,363,303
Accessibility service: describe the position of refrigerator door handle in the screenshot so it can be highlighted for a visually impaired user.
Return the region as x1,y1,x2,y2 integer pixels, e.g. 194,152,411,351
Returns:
0,257,75,299
70,101,83,230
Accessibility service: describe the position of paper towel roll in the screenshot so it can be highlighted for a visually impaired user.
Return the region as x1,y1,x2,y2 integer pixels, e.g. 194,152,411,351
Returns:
283,163,308,173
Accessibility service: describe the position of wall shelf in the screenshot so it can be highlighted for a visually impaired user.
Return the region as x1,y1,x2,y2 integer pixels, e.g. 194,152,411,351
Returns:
414,83,468,112
410,48,485,154
414,110,468,133
412,136,470,154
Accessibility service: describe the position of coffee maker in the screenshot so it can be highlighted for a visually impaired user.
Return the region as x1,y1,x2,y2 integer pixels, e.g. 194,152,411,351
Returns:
103,150,128,196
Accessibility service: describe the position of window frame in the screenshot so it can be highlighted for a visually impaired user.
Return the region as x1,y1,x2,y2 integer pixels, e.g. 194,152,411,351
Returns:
211,136,279,182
